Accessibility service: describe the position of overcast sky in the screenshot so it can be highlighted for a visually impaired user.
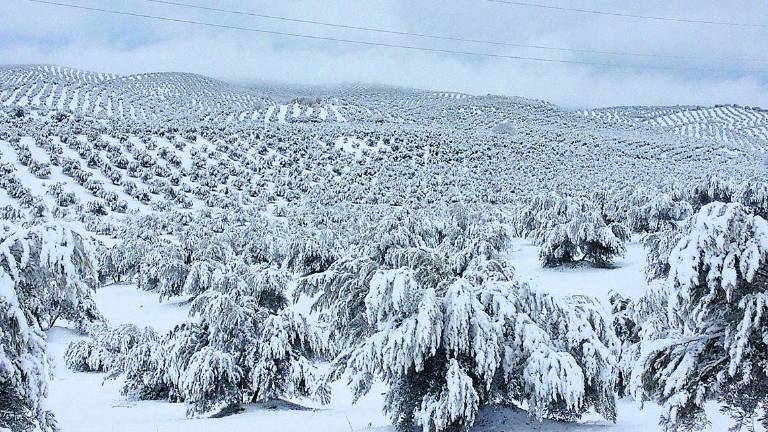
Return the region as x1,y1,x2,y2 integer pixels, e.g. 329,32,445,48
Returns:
2,0,768,108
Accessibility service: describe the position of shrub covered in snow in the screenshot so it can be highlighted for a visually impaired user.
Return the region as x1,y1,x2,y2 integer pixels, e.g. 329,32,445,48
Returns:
57,192,78,207
642,226,684,282
83,178,105,195
64,324,153,373
112,267,327,418
85,200,109,216
64,339,111,372
179,347,243,418
687,175,734,209
14,143,32,166
109,199,128,213
346,262,618,431
284,229,342,276
0,204,24,221
28,160,51,179
735,179,768,220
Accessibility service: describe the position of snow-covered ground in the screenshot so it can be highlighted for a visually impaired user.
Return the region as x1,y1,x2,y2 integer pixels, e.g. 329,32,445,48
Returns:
509,238,648,300
45,240,742,432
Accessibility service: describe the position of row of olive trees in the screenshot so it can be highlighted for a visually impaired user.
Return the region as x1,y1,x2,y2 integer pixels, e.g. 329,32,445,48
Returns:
66,205,621,431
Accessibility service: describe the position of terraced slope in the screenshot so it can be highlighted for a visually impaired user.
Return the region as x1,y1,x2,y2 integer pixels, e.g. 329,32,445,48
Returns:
580,105,768,152
0,65,356,124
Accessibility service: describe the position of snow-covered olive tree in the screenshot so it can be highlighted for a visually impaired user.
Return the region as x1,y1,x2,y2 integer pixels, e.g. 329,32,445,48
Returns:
628,192,693,233
302,207,618,432
525,195,628,268
284,229,342,276
0,220,102,432
690,175,735,207
735,180,768,220
630,202,768,431
343,257,618,432
636,193,694,282
0,221,102,330
64,324,154,373
642,226,684,282
0,273,55,432
246,309,328,404
179,347,243,418
103,263,327,418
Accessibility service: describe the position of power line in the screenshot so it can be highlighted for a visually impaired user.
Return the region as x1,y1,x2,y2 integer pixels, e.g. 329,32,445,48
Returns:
484,0,768,29
24,0,768,75
144,0,768,63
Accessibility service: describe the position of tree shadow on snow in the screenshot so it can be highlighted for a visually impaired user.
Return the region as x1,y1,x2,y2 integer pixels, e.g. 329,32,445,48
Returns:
249,399,316,412
469,405,616,432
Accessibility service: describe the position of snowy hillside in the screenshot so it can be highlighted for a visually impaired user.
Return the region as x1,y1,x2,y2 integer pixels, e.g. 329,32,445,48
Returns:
2,66,766,217
0,65,372,125
2,64,768,432
579,104,768,152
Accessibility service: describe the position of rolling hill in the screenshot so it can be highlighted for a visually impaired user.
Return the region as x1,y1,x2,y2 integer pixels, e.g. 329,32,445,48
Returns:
1,64,766,218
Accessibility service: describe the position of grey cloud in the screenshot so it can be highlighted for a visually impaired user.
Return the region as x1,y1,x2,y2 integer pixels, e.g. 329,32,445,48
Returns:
2,0,767,108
